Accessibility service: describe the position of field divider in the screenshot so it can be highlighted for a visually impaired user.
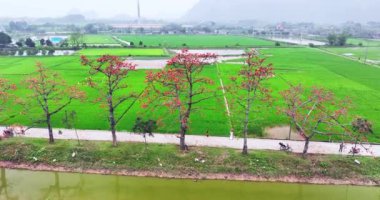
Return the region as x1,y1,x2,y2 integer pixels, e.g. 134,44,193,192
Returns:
316,48,380,69
216,63,234,140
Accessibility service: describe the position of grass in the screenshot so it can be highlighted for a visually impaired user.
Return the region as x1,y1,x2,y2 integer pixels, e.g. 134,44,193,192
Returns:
221,48,380,141
347,38,380,47
84,35,119,45
323,47,380,62
1,138,380,182
120,35,275,48
0,55,230,136
77,48,168,56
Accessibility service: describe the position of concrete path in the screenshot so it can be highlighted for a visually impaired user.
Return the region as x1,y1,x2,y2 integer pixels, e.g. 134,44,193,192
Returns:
1,126,379,157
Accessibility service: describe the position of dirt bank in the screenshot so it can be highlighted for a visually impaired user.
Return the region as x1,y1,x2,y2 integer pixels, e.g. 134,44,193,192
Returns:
0,161,378,187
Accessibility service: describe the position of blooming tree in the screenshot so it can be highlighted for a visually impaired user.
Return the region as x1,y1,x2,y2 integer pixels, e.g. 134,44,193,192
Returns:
81,55,138,146
0,78,16,115
228,50,274,155
281,85,351,156
26,63,85,143
145,49,217,150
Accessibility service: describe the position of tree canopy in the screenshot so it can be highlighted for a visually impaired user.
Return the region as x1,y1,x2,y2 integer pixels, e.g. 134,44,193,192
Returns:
0,32,12,45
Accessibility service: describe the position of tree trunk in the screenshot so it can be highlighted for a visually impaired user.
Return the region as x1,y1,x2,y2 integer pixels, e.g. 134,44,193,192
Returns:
179,121,187,151
111,125,117,147
109,109,117,147
242,93,252,155
108,93,117,147
288,122,292,140
303,137,310,156
47,114,54,144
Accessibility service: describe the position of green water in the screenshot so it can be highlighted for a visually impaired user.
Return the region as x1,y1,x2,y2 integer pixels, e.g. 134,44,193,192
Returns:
0,168,379,200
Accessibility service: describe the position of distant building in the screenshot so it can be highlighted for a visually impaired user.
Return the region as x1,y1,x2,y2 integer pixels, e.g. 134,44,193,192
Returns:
111,24,163,30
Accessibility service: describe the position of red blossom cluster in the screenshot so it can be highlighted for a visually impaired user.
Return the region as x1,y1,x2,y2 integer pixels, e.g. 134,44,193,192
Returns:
167,49,217,70
281,85,351,140
81,55,136,77
0,78,16,105
145,69,186,109
232,50,274,93
143,49,218,150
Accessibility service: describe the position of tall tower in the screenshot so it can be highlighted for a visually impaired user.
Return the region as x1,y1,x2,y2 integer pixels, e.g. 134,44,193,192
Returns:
137,0,141,24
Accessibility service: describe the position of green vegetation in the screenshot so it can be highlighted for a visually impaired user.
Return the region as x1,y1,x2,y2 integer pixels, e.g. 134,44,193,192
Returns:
120,35,274,48
77,48,168,56
1,138,380,182
327,34,347,46
0,32,12,45
0,46,379,141
84,35,119,45
222,48,380,141
0,55,230,136
324,47,380,62
347,38,380,47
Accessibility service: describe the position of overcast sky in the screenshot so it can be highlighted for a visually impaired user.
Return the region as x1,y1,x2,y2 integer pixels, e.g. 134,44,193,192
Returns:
0,0,200,19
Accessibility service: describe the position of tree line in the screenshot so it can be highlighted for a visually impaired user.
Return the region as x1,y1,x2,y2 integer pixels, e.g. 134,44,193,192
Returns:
327,34,348,46
0,50,373,157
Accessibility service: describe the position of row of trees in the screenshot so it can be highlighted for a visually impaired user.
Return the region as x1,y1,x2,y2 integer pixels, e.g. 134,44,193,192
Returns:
0,32,12,46
0,50,372,157
327,34,348,46
15,38,37,48
0,32,55,48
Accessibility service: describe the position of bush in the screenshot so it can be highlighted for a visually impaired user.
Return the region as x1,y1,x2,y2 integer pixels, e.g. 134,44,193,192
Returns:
275,42,281,47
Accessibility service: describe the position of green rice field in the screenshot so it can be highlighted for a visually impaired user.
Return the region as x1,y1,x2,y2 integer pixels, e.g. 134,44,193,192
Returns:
84,35,119,45
120,35,275,48
347,38,380,47
323,47,380,63
0,47,379,141
77,48,168,56
0,55,229,136
222,47,380,141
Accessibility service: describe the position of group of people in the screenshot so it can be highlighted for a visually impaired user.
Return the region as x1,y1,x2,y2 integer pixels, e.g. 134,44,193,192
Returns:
278,142,362,155
0,125,25,140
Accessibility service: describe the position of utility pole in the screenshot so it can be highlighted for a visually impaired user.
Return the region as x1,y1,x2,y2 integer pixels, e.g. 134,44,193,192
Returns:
364,40,369,64
137,0,141,24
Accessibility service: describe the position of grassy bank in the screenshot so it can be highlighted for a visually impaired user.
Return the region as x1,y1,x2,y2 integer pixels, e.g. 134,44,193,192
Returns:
1,138,379,185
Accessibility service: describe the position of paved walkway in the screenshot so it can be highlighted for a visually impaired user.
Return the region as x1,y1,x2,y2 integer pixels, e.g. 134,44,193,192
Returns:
1,126,379,157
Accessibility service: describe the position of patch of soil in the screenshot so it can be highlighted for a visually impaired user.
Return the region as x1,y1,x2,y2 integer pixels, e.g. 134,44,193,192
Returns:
264,126,304,141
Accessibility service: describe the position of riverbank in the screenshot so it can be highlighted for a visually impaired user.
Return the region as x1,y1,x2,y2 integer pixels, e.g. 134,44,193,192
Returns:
0,138,379,186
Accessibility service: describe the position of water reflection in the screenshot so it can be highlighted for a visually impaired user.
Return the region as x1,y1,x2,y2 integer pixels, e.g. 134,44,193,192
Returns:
0,168,379,200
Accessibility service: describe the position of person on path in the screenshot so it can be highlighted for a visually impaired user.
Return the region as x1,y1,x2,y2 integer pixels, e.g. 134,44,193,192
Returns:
339,142,345,153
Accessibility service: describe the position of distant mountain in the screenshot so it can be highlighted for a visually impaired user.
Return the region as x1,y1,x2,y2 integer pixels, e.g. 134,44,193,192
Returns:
183,0,380,24
35,14,86,24
68,9,99,19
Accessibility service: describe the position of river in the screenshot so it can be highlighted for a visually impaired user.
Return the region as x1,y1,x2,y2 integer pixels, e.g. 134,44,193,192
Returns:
0,168,378,200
